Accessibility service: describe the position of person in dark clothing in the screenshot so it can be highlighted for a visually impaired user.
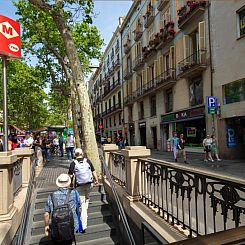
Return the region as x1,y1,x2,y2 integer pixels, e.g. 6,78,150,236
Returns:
178,133,188,164
59,132,64,157
42,134,50,162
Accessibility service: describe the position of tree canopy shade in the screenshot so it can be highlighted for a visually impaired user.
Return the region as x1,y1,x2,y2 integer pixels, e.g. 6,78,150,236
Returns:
13,0,103,171
0,60,49,129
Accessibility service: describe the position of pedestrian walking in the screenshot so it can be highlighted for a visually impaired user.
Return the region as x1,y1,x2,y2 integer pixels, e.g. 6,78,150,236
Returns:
203,134,214,162
211,135,221,161
34,135,43,166
171,132,179,162
59,133,64,157
68,148,99,232
42,134,50,163
23,131,34,148
44,173,82,244
178,133,188,164
65,133,75,161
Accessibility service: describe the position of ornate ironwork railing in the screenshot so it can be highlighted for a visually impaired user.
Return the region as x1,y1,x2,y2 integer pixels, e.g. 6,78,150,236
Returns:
110,152,126,187
140,158,245,238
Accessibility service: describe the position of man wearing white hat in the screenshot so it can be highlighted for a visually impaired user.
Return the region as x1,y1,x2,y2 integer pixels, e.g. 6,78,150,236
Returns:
68,148,99,232
44,173,81,243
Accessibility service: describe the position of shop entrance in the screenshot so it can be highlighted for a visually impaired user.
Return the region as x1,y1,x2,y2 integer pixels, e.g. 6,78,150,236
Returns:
151,127,157,149
139,127,147,146
176,118,206,147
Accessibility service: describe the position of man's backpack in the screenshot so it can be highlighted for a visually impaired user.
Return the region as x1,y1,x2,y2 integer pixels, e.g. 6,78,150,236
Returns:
51,190,75,242
74,158,93,185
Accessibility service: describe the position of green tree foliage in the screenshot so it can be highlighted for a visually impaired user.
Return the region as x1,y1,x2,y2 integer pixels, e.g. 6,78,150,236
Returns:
0,60,48,129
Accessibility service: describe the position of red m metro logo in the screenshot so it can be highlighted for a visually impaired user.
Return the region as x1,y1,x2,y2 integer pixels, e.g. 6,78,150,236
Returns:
0,15,21,58
0,21,19,39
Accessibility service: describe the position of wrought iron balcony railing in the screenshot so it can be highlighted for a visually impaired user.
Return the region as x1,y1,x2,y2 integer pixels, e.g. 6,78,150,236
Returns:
134,23,143,42
157,0,170,11
123,66,133,80
178,50,207,77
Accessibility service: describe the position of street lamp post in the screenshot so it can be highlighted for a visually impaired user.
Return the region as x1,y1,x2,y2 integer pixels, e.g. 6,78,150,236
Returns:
2,56,8,151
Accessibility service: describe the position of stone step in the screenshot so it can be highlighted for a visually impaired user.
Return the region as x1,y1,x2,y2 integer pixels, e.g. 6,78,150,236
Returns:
30,236,119,245
33,201,110,222
31,210,113,236
35,192,106,209
29,222,116,244
36,185,104,196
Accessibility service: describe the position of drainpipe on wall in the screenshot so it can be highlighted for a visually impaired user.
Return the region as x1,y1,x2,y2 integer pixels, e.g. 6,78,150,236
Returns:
207,1,216,135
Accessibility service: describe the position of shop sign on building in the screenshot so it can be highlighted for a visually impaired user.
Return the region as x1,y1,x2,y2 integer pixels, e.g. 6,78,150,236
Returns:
206,96,217,114
227,126,236,148
161,106,205,124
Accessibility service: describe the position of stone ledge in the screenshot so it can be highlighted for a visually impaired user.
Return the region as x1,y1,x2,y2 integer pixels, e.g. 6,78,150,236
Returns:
102,144,119,151
0,187,27,245
122,148,151,158
0,152,18,166
13,148,34,157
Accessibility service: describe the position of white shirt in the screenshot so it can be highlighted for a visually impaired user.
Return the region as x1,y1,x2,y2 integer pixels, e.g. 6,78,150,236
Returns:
65,136,74,147
24,137,34,147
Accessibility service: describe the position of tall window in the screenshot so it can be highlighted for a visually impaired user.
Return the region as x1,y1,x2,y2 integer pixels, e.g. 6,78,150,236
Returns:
238,7,245,37
150,95,156,116
118,91,121,106
109,118,112,127
165,89,173,113
114,116,116,126
224,78,245,104
189,77,203,106
139,101,144,119
119,113,122,125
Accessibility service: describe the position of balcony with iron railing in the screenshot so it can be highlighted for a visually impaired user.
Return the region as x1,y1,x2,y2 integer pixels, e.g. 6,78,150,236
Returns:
124,93,134,106
123,39,131,54
155,69,176,87
114,58,120,69
133,54,144,71
178,1,207,29
156,21,175,50
102,80,121,100
177,50,207,78
157,0,170,11
134,23,143,42
123,66,133,80
144,6,155,28
115,41,120,53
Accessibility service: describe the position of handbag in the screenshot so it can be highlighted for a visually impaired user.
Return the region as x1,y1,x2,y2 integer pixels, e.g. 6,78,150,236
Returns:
75,191,83,233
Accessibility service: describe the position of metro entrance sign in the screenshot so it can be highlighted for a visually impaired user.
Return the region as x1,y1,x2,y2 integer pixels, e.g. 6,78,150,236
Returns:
0,15,21,58
0,15,21,151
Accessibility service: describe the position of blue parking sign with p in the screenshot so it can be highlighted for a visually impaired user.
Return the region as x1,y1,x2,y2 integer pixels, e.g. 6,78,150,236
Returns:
206,96,217,114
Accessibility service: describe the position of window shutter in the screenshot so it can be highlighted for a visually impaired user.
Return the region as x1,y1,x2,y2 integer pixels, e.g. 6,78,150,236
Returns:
183,35,190,64
142,69,146,86
154,60,158,79
198,21,206,63
159,55,164,75
146,67,150,83
169,46,175,78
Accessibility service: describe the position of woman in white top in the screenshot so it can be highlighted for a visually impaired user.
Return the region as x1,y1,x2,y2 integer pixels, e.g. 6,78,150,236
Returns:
203,134,214,162
65,133,75,161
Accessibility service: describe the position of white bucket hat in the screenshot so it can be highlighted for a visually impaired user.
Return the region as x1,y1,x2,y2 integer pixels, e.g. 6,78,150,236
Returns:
56,173,71,188
75,148,83,155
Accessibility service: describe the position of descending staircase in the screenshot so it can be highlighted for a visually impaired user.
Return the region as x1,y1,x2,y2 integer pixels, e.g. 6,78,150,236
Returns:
26,186,120,245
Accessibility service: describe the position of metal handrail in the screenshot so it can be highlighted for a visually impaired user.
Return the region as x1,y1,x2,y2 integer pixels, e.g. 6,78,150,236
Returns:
99,154,136,245
16,159,37,245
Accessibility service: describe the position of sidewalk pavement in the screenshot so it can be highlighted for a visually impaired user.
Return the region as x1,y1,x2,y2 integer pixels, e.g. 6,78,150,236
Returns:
36,157,71,188
150,150,245,180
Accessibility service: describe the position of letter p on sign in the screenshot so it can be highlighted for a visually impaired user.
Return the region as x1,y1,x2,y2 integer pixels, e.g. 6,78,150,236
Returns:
0,15,21,58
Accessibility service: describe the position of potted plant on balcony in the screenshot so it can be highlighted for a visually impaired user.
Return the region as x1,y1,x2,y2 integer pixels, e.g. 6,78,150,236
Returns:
166,21,175,29
167,29,175,39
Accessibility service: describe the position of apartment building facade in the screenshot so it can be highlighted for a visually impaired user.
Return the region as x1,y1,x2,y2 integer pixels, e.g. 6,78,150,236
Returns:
122,0,212,151
210,1,245,159
89,18,124,142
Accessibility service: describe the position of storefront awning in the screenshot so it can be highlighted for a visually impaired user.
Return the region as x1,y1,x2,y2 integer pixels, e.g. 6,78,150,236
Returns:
11,125,25,134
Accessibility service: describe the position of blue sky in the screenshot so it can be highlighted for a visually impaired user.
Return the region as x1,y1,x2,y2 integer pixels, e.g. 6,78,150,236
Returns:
0,0,132,49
